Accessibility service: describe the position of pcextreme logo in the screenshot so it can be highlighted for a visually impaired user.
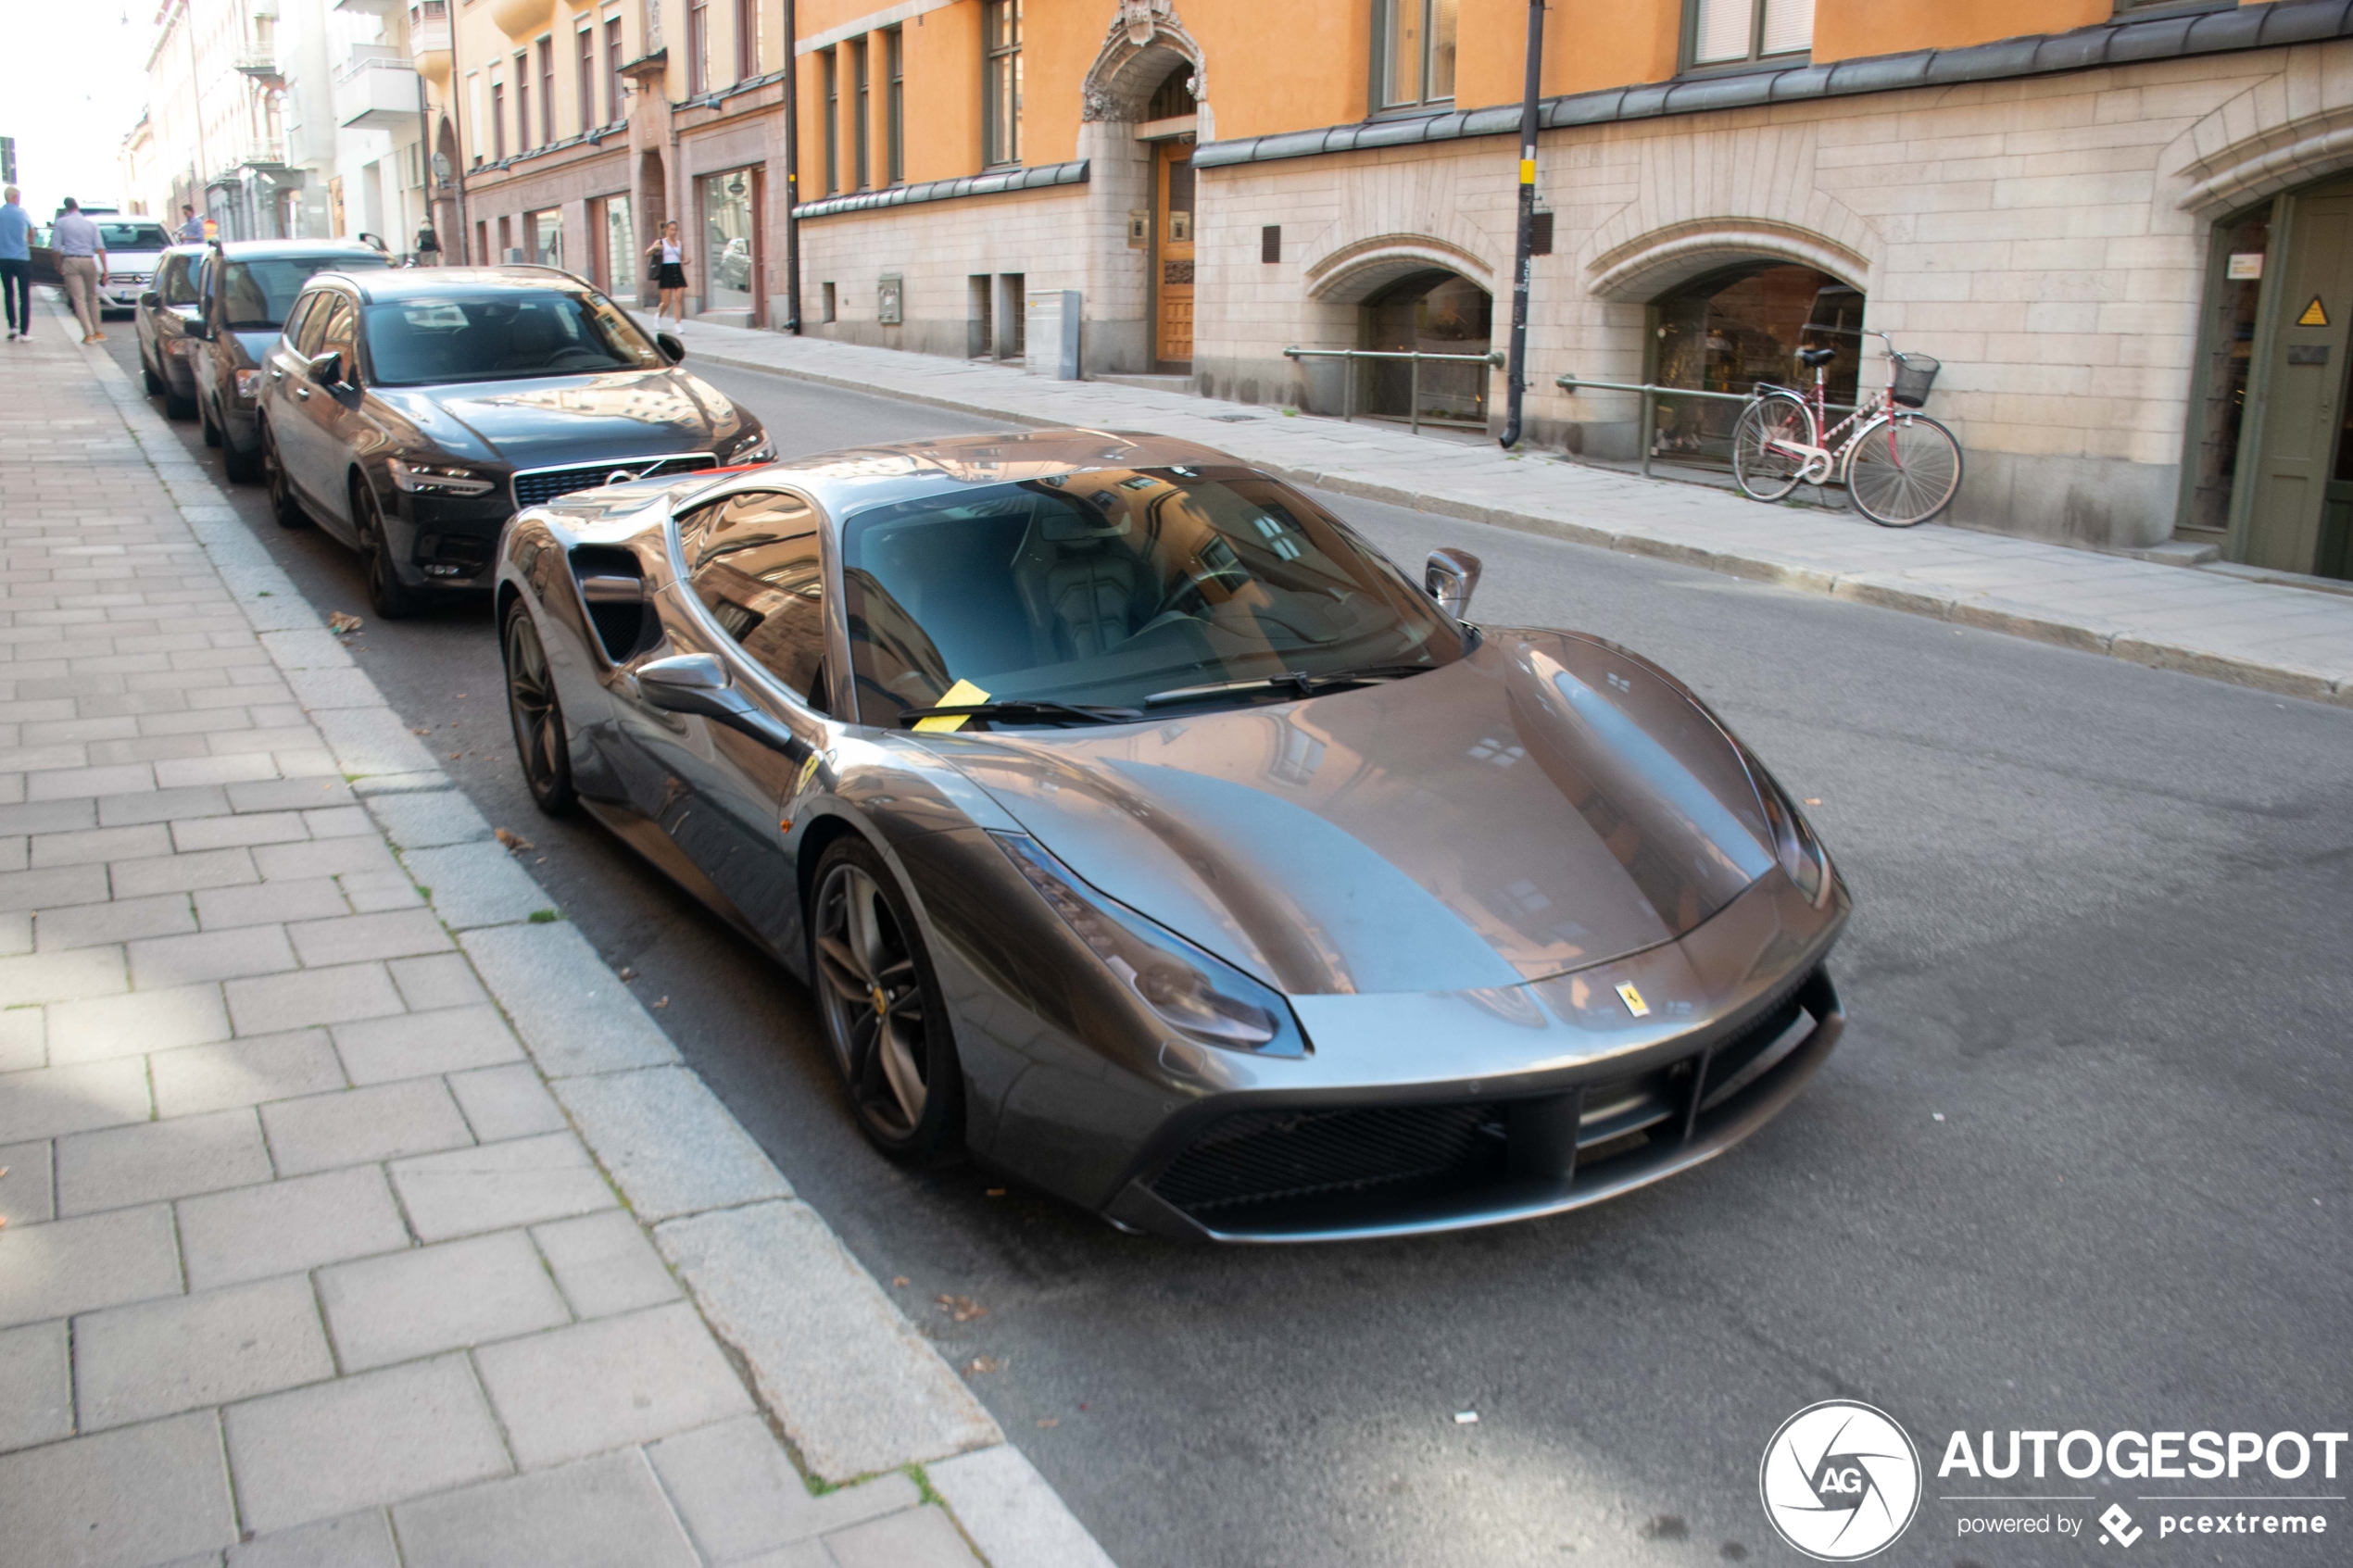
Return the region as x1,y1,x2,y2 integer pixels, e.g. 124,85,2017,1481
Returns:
1760,1400,1924,1561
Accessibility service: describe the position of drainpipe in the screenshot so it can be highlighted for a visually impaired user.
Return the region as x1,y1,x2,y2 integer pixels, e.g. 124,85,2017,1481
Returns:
1499,0,1543,449
781,0,799,332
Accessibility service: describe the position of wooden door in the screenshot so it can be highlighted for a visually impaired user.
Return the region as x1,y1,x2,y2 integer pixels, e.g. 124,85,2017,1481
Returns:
1155,142,1195,372
2245,187,2353,572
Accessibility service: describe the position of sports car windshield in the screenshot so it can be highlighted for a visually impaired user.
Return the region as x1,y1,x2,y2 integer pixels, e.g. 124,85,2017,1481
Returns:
362,292,665,385
840,467,1466,724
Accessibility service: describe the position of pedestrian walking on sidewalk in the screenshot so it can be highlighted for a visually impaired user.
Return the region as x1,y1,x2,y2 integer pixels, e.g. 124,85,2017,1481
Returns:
0,187,31,342
52,198,108,343
177,204,205,243
647,220,687,329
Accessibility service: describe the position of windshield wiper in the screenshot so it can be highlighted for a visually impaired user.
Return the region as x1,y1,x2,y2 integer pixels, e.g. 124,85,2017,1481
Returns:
1143,663,1435,708
896,699,1142,729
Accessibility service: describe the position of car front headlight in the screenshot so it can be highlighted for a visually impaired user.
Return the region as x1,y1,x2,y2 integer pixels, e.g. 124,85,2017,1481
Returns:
730,430,775,465
1752,766,1831,907
387,458,498,496
991,832,1304,1056
233,369,262,402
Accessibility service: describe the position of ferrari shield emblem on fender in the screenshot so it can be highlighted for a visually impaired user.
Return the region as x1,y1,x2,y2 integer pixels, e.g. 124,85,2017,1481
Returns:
1615,982,1651,1018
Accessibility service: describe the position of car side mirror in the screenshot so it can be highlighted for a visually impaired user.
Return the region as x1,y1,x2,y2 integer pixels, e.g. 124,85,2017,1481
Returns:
1425,548,1483,619
656,332,686,364
139,290,160,309
191,316,213,341
636,653,804,754
308,351,344,386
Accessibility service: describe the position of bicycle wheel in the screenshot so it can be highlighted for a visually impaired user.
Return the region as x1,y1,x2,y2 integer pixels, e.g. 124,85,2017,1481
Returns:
1846,412,1963,527
1731,394,1815,503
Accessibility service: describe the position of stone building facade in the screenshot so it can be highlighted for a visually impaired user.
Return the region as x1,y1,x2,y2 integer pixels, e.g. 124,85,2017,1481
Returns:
418,0,2353,579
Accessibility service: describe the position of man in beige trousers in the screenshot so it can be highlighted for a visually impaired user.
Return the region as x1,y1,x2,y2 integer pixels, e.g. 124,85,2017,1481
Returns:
51,198,107,343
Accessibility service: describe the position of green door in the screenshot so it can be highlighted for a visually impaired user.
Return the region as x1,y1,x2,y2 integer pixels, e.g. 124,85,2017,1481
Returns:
2245,188,2353,573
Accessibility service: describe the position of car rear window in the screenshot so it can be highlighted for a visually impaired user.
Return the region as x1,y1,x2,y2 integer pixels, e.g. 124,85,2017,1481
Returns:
218,255,391,330
361,291,665,385
99,223,171,249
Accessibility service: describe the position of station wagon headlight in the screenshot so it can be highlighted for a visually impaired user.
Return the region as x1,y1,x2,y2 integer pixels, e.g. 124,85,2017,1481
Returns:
991,832,1302,1055
387,458,497,497
730,430,775,464
233,369,262,402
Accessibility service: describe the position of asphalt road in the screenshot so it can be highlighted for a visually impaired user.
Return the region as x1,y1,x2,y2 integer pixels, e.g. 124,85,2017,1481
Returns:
102,328,2353,1568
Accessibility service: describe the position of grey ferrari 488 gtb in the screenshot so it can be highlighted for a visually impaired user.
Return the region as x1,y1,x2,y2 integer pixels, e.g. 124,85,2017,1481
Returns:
496,431,1850,1242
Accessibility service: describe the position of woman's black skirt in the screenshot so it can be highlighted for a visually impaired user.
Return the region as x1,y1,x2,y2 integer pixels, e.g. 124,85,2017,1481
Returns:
656,261,687,290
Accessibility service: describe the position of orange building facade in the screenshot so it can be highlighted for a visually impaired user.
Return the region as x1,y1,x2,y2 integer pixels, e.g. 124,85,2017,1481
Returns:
422,0,2353,576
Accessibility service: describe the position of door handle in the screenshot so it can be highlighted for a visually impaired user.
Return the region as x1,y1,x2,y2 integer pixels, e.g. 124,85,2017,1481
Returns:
269,367,283,381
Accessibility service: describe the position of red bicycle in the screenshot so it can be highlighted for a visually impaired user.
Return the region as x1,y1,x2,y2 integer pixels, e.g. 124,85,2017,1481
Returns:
1730,330,1964,527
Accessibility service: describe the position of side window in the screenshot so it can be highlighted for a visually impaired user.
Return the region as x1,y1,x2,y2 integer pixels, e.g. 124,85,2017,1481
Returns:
284,294,326,355
317,298,359,374
681,489,829,702
161,256,199,307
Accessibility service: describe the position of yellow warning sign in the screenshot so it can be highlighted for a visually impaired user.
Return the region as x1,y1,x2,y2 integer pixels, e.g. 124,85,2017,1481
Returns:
2298,296,2331,327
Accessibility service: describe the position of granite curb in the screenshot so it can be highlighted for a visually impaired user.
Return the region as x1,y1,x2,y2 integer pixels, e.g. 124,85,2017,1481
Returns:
57,300,1107,1564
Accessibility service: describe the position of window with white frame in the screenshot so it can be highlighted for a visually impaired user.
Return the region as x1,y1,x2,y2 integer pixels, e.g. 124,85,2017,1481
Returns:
1688,0,1812,70
983,0,1021,168
1374,0,1457,111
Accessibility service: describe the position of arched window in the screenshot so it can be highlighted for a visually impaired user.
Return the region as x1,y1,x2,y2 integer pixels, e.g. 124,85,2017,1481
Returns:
1649,262,1862,470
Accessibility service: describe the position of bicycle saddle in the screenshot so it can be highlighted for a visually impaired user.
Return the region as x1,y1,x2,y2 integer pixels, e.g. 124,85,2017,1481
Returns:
1794,345,1839,368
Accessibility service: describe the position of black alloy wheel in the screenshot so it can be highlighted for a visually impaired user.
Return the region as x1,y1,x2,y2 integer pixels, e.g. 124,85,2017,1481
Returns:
199,395,221,448
261,421,307,529
162,372,195,421
142,354,163,395
502,601,575,814
356,477,425,620
810,837,964,1164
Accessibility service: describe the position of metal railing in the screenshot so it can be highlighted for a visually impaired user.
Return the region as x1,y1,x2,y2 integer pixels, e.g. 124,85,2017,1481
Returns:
1285,346,1505,434
1554,374,1858,478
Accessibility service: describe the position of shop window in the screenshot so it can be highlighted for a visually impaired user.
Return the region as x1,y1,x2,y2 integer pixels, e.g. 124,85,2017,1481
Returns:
1649,261,1862,470
703,170,755,314
984,0,1022,168
1688,0,1812,71
530,209,562,270
1374,0,1456,111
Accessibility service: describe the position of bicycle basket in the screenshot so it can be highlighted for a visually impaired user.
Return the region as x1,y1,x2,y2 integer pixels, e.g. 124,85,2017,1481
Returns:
1889,351,1940,408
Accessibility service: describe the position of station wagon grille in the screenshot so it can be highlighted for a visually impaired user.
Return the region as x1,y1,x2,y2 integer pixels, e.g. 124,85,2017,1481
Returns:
510,452,715,509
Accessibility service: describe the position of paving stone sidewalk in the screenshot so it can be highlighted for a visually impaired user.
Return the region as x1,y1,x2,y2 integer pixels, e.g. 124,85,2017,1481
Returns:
661,317,2353,708
0,298,1115,1568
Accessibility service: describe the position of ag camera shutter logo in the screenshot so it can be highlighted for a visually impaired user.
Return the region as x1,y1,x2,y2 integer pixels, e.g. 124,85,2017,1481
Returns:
1760,1400,1922,1561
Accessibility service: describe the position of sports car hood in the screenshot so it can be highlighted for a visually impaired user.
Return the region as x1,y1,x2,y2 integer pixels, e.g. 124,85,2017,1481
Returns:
925,630,1783,997
373,368,745,470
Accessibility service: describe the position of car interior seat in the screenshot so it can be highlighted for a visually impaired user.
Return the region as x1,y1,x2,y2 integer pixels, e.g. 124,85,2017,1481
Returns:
1010,493,1151,662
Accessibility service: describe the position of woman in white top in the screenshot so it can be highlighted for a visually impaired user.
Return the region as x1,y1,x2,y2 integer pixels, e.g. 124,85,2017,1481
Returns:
646,220,688,328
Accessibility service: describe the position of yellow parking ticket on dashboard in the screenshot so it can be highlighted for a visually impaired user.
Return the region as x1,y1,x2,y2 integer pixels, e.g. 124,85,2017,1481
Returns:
913,679,991,733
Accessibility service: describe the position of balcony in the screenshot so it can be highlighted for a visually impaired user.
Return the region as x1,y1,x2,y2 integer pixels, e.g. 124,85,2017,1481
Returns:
233,43,282,81
335,48,422,130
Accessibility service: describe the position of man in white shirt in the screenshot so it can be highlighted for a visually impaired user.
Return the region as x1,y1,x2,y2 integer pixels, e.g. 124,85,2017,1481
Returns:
50,198,107,343
177,205,206,243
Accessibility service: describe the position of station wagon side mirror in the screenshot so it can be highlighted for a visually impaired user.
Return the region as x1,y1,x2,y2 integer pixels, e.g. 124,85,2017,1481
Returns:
1425,548,1483,619
308,351,344,386
140,290,160,309
655,332,686,364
